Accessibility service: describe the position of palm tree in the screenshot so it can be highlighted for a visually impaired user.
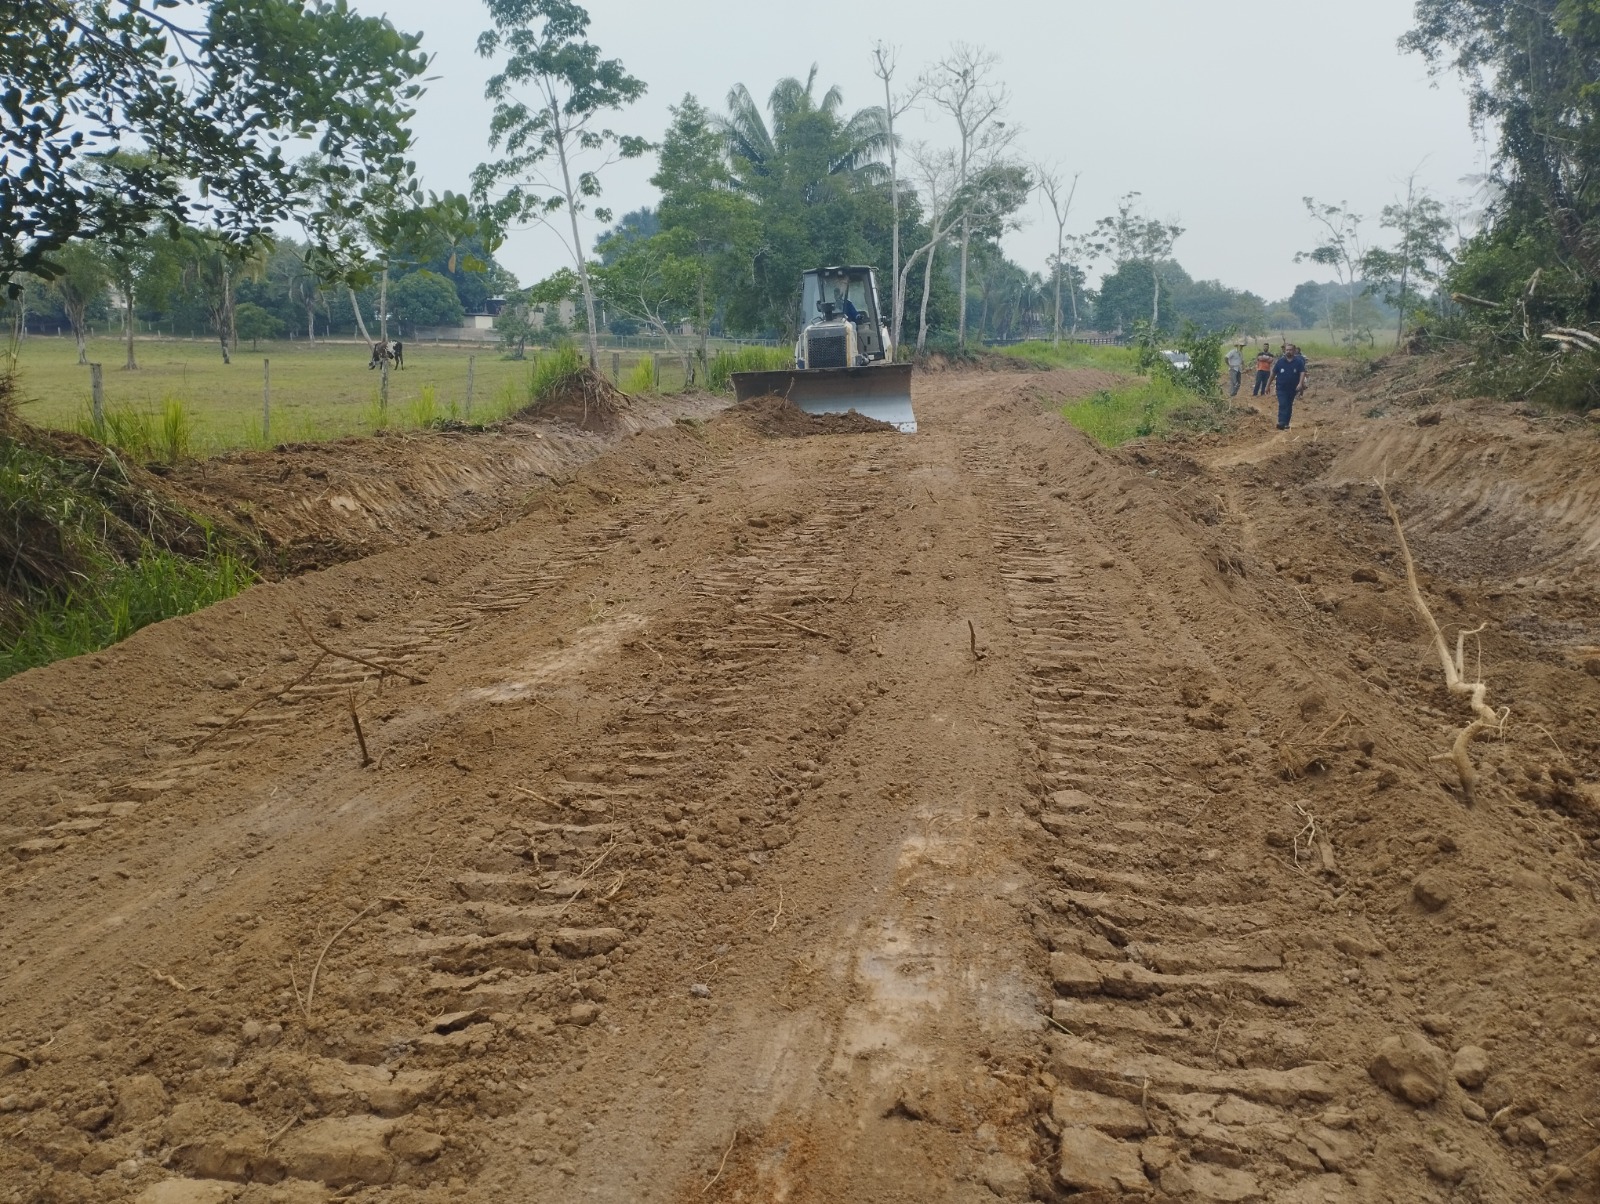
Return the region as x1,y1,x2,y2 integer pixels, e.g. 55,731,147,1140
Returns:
718,66,888,190
715,67,891,333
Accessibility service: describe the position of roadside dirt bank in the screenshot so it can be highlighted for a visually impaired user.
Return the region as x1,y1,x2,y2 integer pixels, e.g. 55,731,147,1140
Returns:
166,390,730,576
1,363,1597,1203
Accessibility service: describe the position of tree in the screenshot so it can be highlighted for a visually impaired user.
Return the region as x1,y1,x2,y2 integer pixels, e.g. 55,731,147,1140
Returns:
1403,0,1600,290
652,96,759,369
1036,165,1080,345
1362,175,1454,341
924,44,1013,349
592,235,695,353
389,270,465,334
1296,199,1371,344
181,231,267,364
5,1,429,293
49,242,111,365
273,244,329,345
475,0,649,370
717,66,891,337
1057,232,1096,335
901,143,964,353
1097,260,1190,333
234,302,285,349
1093,194,1184,328
871,42,922,358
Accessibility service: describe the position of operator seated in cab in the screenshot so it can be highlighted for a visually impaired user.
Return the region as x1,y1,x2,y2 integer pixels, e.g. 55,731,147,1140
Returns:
834,286,863,324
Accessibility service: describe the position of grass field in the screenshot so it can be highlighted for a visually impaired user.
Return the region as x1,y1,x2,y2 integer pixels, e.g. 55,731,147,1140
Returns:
6,335,730,454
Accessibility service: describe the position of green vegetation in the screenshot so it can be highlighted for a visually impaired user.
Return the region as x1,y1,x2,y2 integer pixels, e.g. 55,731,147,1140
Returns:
526,343,587,403
1,544,253,681
0,388,258,680
620,357,657,394
1402,1,1600,409
705,346,793,392
10,337,539,451
1059,376,1197,447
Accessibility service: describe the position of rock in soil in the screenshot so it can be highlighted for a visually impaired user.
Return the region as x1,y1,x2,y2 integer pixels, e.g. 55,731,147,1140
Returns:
1369,1032,1449,1105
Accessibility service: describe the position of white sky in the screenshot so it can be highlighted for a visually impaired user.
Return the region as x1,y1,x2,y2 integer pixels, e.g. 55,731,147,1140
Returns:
358,0,1487,303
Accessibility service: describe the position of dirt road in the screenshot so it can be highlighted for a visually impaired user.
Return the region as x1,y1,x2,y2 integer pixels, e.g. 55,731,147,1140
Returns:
3,369,1599,1203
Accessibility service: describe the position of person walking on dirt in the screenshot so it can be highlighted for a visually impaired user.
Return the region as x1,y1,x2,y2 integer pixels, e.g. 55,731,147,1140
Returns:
1271,343,1308,430
1252,345,1274,396
1225,342,1245,397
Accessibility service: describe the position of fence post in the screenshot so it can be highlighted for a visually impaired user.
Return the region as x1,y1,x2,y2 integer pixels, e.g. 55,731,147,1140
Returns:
466,355,476,419
89,363,104,435
380,356,389,420
611,351,620,381
652,352,660,389
262,358,271,445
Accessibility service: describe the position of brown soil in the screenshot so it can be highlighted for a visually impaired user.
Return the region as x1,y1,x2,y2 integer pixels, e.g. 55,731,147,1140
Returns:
167,390,725,574
3,364,1598,1204
730,394,899,437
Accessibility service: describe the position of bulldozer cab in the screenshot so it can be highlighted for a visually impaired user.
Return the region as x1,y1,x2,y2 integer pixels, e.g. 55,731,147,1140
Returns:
801,267,887,360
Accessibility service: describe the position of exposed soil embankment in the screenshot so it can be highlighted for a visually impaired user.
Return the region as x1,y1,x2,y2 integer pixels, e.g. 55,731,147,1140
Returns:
169,390,728,574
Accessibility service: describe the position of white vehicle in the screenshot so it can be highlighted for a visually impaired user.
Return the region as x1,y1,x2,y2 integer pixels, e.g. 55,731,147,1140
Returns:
1160,350,1191,371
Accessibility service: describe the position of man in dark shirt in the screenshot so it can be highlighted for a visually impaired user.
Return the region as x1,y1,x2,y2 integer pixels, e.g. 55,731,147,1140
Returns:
1271,344,1308,429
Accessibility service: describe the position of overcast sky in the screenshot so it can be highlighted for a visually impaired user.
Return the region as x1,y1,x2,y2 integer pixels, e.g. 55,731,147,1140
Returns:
359,0,1487,304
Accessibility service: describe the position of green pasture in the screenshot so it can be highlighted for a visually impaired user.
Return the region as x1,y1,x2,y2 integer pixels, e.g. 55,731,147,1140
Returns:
5,335,746,455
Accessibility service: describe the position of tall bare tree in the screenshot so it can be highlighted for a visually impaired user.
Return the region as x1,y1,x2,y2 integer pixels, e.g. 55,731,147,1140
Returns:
924,44,1011,348
871,42,922,359
1035,164,1080,347
900,143,963,354
1296,199,1369,343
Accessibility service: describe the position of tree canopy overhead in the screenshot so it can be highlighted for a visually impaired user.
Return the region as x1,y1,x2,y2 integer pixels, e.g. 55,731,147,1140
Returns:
1404,0,1600,287
3,0,432,293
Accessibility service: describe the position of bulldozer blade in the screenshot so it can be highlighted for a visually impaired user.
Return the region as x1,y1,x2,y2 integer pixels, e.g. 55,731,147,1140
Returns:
731,364,916,433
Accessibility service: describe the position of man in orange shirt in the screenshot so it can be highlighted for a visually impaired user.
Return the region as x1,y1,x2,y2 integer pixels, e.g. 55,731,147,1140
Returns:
1251,345,1274,396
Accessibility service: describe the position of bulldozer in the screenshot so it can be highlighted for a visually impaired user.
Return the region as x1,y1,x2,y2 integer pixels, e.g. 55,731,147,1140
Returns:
731,265,916,433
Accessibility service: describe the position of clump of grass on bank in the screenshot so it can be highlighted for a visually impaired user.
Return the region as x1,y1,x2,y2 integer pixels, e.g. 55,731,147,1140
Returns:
1059,376,1200,447
2,379,258,680
997,340,1140,373
706,346,792,392
527,342,586,403
76,396,196,464
0,543,253,679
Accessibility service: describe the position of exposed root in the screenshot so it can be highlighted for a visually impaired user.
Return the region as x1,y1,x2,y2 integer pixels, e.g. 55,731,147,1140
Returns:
140,963,202,993
347,691,373,767
1376,479,1509,806
302,901,381,1023
700,1128,740,1196
754,610,831,639
293,612,427,685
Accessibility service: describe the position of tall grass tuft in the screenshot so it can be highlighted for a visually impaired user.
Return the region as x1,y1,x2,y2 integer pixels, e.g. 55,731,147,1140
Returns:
404,385,440,430
158,397,193,463
79,397,197,463
705,346,793,392
620,357,656,394
526,342,585,403
0,542,253,680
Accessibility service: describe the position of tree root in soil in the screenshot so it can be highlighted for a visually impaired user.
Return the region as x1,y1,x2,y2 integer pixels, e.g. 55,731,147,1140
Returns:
1377,479,1509,806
